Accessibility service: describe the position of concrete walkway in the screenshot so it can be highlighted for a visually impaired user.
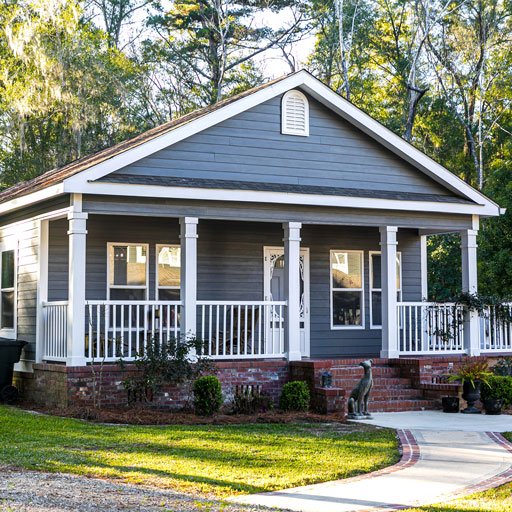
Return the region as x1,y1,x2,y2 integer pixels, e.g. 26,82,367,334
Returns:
232,414,512,512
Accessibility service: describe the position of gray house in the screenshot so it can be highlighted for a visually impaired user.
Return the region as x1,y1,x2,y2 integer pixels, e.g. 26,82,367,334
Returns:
0,70,506,406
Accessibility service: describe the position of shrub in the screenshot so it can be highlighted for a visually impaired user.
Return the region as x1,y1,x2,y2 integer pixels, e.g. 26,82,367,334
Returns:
231,385,273,414
121,335,214,404
279,381,310,412
193,376,223,416
481,375,512,407
492,357,512,377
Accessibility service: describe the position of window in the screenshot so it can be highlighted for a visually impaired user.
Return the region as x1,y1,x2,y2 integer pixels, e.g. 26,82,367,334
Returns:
281,90,309,136
369,252,402,328
107,243,148,300
330,250,364,328
157,245,180,301
0,249,15,332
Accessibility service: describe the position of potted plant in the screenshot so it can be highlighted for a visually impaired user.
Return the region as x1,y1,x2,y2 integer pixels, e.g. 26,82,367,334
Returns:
481,375,511,415
448,359,492,414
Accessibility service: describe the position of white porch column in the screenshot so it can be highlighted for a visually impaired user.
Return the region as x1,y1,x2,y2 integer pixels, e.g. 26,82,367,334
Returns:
35,219,49,363
283,222,302,361
180,217,198,339
461,229,480,355
380,226,399,358
67,210,88,366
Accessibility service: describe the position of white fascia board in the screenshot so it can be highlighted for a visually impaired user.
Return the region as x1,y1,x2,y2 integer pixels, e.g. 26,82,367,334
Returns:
68,181,499,216
299,75,498,210
0,184,65,215
63,72,309,189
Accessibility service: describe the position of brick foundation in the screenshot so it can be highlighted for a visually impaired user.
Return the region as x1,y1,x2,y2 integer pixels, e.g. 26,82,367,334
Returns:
14,355,493,414
16,360,289,411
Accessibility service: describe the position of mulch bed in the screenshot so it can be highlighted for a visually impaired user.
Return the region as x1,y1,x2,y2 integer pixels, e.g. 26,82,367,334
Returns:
17,402,346,425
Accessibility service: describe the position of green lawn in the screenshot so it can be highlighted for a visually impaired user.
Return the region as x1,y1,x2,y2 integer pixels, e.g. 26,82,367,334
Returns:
0,405,399,497
404,432,512,512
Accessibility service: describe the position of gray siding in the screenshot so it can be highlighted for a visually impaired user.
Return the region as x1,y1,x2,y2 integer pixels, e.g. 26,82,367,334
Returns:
0,197,70,362
83,195,474,231
49,215,422,357
111,94,460,198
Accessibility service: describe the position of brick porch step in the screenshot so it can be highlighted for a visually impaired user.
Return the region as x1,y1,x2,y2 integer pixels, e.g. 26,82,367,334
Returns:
369,399,440,412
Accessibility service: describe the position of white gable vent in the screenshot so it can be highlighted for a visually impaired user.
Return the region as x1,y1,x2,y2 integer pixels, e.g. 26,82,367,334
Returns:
281,90,309,136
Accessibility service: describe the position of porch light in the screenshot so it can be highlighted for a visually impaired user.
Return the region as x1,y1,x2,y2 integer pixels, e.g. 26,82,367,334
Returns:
321,371,333,388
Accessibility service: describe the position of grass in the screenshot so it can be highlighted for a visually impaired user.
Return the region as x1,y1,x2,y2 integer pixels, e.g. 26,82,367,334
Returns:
0,405,399,497
403,432,512,512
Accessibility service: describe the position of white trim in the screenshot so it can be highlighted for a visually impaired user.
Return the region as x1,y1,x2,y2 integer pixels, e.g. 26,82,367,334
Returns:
0,184,64,215
420,235,428,300
180,217,198,339
156,244,181,300
35,219,49,364
369,251,402,329
106,242,150,300
380,226,399,358
281,90,309,136
57,70,499,216
330,249,365,330
0,241,17,339
71,181,498,216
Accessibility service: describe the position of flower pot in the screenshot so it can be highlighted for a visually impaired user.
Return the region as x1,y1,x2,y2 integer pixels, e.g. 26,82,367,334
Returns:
461,380,482,414
442,396,460,413
483,398,504,415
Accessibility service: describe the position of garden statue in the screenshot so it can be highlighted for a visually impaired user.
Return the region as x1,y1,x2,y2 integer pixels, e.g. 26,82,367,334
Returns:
347,359,373,420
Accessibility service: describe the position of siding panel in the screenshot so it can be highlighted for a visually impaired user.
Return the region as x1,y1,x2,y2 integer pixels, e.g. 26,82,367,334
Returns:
110,94,460,198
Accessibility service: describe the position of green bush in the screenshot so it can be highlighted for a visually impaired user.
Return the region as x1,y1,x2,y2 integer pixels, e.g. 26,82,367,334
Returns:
279,381,310,412
481,375,512,406
193,376,223,416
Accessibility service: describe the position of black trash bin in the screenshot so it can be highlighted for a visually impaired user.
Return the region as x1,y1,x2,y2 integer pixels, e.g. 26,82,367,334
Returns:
0,337,27,403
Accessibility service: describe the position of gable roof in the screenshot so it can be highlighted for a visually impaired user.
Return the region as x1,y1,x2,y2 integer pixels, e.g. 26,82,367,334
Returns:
0,70,501,217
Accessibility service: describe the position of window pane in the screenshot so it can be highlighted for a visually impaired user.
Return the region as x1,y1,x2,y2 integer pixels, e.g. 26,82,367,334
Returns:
158,288,180,301
1,290,14,329
1,250,14,289
110,288,146,301
331,252,362,289
372,254,381,289
371,254,401,290
332,291,362,326
158,246,180,287
372,291,382,326
109,245,147,286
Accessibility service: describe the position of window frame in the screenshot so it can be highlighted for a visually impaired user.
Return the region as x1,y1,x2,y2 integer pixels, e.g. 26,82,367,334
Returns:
106,242,149,301
0,242,17,338
281,90,310,137
155,244,181,301
330,249,365,330
369,251,402,329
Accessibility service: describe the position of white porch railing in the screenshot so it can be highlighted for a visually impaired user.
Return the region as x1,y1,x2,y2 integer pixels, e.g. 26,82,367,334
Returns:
42,301,68,361
85,300,182,362
397,302,466,355
480,303,512,353
197,301,287,359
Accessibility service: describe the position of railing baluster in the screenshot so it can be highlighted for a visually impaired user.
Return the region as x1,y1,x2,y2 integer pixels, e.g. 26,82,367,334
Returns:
223,305,227,356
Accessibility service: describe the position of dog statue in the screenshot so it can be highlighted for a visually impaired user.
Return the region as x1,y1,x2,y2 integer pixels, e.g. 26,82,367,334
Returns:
347,359,373,420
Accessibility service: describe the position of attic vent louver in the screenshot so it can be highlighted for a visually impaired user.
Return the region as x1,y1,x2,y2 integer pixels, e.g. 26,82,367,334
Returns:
281,90,309,136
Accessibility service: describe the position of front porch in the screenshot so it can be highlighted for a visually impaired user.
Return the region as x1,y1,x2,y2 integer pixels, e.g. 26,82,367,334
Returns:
35,210,511,365
41,299,512,364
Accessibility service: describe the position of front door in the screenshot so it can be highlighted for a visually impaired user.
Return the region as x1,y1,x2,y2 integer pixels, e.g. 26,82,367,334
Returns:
263,247,310,357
